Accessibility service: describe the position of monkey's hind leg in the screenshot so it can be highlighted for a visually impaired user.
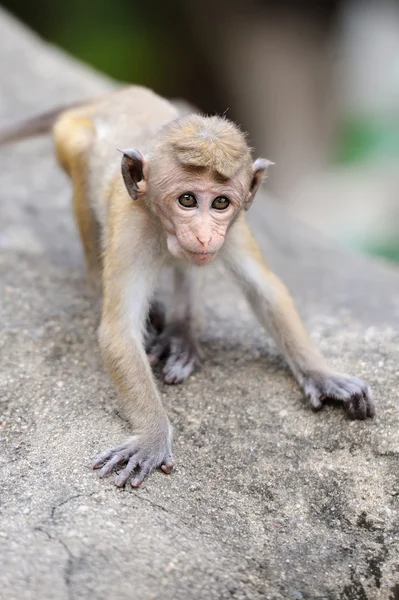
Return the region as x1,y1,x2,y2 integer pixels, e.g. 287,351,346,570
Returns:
144,300,166,349
147,267,201,384
53,113,102,292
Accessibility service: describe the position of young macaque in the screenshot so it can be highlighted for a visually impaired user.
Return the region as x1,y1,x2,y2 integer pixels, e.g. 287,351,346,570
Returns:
2,86,374,488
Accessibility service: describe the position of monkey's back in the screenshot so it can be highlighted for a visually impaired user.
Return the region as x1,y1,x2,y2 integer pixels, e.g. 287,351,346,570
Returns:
54,85,178,228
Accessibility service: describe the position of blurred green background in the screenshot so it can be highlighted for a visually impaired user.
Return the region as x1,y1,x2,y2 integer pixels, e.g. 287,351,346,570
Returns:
3,0,399,262
1,0,223,114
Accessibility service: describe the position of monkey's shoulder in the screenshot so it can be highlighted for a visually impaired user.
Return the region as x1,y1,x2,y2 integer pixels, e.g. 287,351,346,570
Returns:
92,86,178,142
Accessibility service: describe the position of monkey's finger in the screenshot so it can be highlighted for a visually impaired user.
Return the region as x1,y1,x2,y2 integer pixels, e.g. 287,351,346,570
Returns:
161,459,174,475
345,394,367,420
303,379,324,411
93,444,127,469
357,385,375,418
93,450,116,469
308,394,323,411
99,453,128,478
147,353,160,366
114,456,139,487
357,394,369,420
131,462,153,488
346,396,365,419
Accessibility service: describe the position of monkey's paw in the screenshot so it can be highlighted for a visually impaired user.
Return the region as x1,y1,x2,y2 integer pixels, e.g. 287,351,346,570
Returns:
303,372,375,420
93,430,174,488
147,323,201,384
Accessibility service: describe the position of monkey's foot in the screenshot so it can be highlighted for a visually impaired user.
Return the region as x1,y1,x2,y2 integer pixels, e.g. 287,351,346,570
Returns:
147,323,201,384
93,430,174,488
303,372,375,419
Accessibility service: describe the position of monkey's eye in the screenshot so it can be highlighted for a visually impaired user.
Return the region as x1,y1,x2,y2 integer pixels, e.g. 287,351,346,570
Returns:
178,193,197,208
212,196,230,210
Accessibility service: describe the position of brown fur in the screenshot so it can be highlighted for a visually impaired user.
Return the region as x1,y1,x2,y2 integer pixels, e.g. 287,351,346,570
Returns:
154,114,252,179
53,113,101,288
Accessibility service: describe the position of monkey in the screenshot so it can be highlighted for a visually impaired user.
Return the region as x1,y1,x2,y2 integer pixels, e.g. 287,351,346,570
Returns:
1,85,374,488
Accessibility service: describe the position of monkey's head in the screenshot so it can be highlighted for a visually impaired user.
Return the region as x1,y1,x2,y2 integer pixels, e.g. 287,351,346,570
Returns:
120,115,272,266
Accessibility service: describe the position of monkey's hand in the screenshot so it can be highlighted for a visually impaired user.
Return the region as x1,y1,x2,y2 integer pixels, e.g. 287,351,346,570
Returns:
93,421,174,488
302,372,375,420
147,323,201,384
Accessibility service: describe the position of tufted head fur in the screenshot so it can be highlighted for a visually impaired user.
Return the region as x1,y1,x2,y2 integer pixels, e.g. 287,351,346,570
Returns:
154,115,252,179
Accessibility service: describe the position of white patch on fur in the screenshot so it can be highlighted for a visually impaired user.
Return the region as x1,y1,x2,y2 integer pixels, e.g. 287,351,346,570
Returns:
124,260,160,340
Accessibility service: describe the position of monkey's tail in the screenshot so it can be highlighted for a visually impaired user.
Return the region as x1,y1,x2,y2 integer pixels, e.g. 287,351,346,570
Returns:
0,102,83,146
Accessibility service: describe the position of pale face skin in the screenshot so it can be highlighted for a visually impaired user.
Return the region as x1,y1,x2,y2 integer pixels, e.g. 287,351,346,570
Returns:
154,171,249,266
120,152,266,267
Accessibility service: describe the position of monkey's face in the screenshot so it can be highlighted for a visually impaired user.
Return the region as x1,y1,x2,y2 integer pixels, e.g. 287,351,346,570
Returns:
156,172,247,266
120,146,271,267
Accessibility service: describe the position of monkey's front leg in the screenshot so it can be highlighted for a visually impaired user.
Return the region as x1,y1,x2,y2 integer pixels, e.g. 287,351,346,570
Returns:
223,220,375,419
93,219,173,487
147,267,201,384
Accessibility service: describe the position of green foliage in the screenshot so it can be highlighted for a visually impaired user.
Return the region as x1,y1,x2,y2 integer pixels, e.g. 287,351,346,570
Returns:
335,117,399,164
335,117,399,262
2,0,180,89
360,240,399,263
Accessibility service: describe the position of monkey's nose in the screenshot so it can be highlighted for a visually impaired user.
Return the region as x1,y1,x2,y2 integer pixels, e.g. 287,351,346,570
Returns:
196,235,212,250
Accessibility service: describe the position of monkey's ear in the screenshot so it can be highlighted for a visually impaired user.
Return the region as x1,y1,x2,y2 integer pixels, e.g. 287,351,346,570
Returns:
245,158,274,210
119,148,148,200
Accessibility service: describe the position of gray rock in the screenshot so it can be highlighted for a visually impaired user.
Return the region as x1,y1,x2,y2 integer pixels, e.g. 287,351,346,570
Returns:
0,8,398,600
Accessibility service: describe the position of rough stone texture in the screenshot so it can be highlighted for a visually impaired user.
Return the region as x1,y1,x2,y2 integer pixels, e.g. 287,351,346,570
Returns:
0,8,399,600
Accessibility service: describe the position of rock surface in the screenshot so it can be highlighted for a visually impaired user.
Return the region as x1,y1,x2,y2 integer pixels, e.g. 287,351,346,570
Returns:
0,8,399,600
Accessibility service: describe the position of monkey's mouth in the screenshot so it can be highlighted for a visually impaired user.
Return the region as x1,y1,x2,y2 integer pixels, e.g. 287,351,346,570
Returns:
184,250,216,266
166,234,216,265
